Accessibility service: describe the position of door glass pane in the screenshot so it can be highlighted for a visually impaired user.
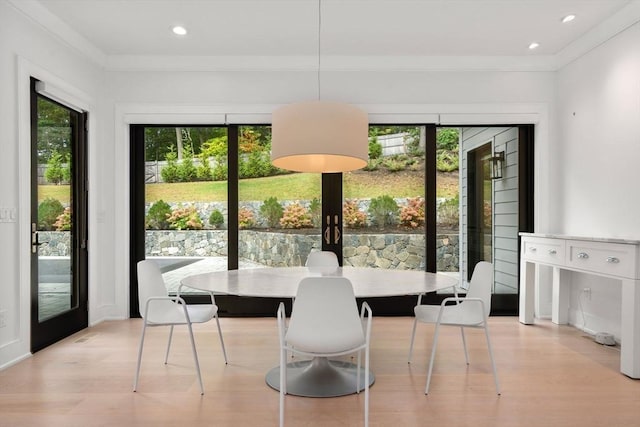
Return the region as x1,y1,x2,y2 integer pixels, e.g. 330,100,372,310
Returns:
492,128,519,296
343,125,425,270
461,127,520,300
143,127,228,293
436,127,461,286
36,97,75,321
481,149,493,262
238,125,322,268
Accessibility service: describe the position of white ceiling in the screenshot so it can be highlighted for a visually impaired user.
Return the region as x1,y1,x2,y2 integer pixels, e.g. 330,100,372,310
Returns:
10,0,639,70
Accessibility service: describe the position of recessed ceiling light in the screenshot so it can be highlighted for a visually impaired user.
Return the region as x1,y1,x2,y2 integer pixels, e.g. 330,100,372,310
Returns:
562,14,576,23
528,42,540,50
172,26,187,36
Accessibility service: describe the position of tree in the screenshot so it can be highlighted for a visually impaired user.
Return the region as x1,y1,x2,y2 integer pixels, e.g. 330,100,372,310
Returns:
44,151,66,184
37,97,71,164
144,127,226,162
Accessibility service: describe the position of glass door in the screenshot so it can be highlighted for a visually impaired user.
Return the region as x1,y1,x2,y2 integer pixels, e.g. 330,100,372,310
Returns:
237,125,322,268
467,142,493,277
30,78,88,352
131,125,229,307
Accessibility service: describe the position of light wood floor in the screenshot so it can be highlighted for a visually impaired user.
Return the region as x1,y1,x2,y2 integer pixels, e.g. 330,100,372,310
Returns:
0,316,638,427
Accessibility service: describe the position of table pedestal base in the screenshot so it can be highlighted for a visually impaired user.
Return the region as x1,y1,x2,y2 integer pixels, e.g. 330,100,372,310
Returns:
265,356,375,397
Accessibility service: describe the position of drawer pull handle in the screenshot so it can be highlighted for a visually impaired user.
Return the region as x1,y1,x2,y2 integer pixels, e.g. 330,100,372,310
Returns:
548,249,557,255
606,257,620,264
577,252,589,259
530,247,537,252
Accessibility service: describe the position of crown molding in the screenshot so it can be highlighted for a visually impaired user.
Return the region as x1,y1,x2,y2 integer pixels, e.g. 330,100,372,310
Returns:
11,0,640,73
555,1,640,69
8,0,106,66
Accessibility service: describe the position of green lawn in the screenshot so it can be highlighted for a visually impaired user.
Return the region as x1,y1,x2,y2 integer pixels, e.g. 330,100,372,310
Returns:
39,171,458,204
38,186,71,204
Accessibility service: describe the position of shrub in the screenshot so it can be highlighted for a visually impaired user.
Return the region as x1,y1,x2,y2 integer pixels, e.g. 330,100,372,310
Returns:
146,199,172,230
368,195,399,228
382,157,406,172
343,199,367,228
161,149,180,183
240,150,271,179
308,197,321,227
38,198,64,230
177,145,198,182
437,195,460,229
238,207,255,229
196,154,212,181
209,209,225,229
44,151,66,185
405,133,423,156
400,197,425,228
436,128,459,151
53,207,72,231
362,158,381,171
212,155,228,181
201,136,228,158
280,202,312,229
62,162,71,184
436,150,459,172
167,205,203,230
368,137,382,159
260,196,283,228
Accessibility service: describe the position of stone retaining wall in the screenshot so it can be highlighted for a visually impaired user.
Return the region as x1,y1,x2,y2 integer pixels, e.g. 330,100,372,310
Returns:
39,230,460,271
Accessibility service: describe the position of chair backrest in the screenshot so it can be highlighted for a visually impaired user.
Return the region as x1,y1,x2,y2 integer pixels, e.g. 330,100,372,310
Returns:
286,276,364,354
466,261,494,319
137,260,170,316
305,250,339,267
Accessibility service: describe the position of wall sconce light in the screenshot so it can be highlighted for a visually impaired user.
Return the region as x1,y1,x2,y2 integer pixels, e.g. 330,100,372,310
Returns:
490,151,505,180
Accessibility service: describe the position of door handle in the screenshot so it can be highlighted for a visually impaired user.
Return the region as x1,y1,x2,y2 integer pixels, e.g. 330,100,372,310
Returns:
324,215,331,244
31,223,43,253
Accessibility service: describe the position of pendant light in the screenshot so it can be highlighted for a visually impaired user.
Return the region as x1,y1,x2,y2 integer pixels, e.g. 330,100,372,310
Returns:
271,0,369,173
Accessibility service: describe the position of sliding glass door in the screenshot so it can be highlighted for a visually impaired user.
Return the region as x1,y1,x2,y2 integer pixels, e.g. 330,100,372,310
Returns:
130,122,532,316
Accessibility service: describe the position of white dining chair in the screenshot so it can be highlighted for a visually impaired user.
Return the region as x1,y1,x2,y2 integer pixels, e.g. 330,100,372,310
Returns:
305,250,339,268
277,276,372,427
408,261,500,395
133,259,227,395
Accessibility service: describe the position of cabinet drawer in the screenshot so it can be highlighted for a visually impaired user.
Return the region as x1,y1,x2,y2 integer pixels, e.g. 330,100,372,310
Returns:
566,240,638,279
522,238,565,265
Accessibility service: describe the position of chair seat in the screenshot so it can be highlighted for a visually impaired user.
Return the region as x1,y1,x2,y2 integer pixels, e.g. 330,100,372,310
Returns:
285,277,366,354
414,301,485,326
146,302,217,325
286,316,365,354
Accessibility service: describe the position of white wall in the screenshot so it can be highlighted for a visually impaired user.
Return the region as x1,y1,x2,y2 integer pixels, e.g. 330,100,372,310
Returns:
556,21,640,338
0,0,105,368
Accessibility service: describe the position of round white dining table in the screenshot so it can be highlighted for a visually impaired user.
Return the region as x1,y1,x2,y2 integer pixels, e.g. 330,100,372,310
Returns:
181,266,458,397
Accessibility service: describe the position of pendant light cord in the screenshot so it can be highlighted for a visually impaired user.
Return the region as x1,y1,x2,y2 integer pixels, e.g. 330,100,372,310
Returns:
317,0,321,101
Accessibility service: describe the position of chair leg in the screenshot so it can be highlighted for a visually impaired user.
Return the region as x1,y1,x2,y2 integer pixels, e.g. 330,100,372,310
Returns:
483,323,501,395
460,326,469,365
425,323,442,395
164,325,174,364
364,346,370,427
186,321,205,395
215,314,228,364
133,321,148,392
279,347,286,427
356,349,361,394
408,317,418,364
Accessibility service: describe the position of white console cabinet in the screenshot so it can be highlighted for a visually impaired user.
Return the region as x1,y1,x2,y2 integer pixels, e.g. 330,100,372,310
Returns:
519,233,640,379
